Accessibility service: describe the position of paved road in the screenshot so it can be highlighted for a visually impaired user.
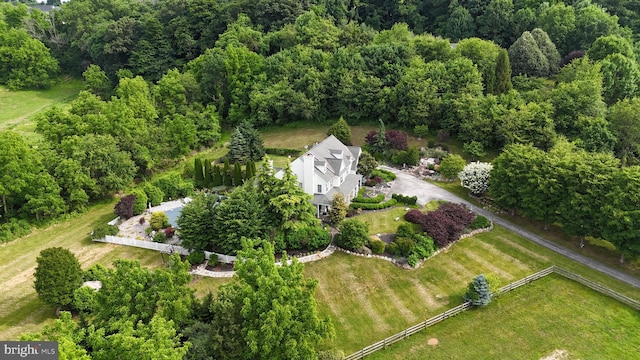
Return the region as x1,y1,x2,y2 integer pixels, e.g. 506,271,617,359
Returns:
383,166,640,290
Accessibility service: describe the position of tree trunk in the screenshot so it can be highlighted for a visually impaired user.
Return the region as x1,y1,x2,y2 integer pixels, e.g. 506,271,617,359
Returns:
620,253,625,264
579,236,585,248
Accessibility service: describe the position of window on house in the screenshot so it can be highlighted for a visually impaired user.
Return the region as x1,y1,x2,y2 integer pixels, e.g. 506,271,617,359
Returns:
298,182,303,188
317,184,322,193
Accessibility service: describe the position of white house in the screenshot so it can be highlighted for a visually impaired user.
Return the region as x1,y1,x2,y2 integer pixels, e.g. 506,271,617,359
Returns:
279,135,362,217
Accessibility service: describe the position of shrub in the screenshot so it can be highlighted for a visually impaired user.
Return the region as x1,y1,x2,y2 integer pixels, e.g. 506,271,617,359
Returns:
386,242,399,255
209,254,219,267
143,183,165,206
407,253,420,267
437,203,476,228
187,250,206,265
92,224,119,239
468,215,491,230
264,147,301,156
114,194,135,219
391,147,420,166
392,193,418,205
412,233,435,258
396,223,415,239
145,227,153,235
304,227,331,250
364,176,383,186
369,239,386,254
459,162,493,195
464,274,492,306
438,154,466,179
318,349,345,360
327,116,352,145
0,219,31,242
414,124,429,138
330,193,348,225
150,212,169,230
131,189,148,215
386,129,409,150
164,226,176,238
152,172,193,200
153,231,166,243
352,193,385,203
422,210,463,247
83,264,109,282
404,209,427,225
395,237,416,256
371,168,396,181
349,198,397,210
335,219,369,250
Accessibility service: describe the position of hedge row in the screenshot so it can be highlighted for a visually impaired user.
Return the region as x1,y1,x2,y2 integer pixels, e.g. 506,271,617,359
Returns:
352,193,385,203
392,193,418,205
371,168,396,182
265,147,301,156
350,198,397,210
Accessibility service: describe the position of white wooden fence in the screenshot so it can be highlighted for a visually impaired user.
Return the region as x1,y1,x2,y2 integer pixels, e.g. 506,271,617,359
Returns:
343,266,639,359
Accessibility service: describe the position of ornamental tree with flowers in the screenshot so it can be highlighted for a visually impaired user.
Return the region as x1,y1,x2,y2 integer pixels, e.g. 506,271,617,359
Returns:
459,162,493,195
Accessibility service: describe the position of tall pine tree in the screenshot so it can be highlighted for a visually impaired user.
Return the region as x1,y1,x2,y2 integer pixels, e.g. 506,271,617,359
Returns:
494,49,513,94
194,158,204,188
233,162,243,185
204,160,213,188
212,165,223,186
223,159,232,186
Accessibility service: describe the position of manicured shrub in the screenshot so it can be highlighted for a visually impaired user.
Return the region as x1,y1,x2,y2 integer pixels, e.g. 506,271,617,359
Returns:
438,154,466,179
150,212,169,231
468,215,491,230
369,239,386,254
395,237,416,256
349,198,397,210
91,224,119,239
371,169,396,181
386,242,399,255
352,194,385,203
264,147,301,156
114,194,135,219
364,176,383,187
187,250,206,265
464,274,492,306
404,209,427,225
153,231,166,243
392,193,418,205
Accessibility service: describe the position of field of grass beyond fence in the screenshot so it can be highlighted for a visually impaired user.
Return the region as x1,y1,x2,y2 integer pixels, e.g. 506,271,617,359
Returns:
366,274,640,360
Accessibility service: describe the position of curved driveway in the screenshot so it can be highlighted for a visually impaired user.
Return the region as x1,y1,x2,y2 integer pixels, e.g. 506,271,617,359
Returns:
383,166,640,290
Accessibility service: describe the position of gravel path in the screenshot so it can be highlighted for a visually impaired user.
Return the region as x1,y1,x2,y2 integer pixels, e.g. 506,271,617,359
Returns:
382,165,640,290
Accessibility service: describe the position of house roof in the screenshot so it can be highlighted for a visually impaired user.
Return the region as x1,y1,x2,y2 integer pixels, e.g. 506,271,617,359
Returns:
308,135,360,178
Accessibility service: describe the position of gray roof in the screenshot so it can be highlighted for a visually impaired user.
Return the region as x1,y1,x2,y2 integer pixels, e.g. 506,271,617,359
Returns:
308,135,360,179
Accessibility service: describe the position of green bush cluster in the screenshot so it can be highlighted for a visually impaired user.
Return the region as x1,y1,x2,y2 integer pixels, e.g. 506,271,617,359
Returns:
187,250,206,265
273,226,331,253
468,215,491,230
264,147,301,156
407,253,420,267
388,224,435,261
91,224,119,239
0,219,31,242
153,231,167,243
392,193,418,205
150,212,170,231
369,239,386,254
371,169,396,182
349,198,397,210
352,193,385,203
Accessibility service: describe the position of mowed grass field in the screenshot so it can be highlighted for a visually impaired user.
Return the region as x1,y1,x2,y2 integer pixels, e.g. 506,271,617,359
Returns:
0,202,166,340
0,79,83,142
367,274,640,360
302,225,640,354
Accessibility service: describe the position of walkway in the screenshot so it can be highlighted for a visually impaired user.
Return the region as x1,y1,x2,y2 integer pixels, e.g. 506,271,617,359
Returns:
382,165,640,290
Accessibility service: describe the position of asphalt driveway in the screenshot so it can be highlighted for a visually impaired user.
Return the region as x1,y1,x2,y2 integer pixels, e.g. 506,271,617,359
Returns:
382,165,640,290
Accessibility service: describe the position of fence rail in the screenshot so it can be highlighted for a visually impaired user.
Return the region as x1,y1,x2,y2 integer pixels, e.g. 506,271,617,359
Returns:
344,266,639,360
96,236,237,263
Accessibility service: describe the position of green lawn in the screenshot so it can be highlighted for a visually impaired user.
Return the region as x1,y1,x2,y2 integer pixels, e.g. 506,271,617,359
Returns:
356,207,412,234
366,274,640,360
0,79,83,143
304,225,640,354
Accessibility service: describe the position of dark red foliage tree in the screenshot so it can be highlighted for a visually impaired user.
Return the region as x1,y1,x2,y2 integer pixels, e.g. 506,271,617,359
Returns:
164,226,176,237
365,130,378,146
438,203,476,228
422,211,452,247
404,209,427,225
114,194,135,219
385,130,408,150
560,50,586,67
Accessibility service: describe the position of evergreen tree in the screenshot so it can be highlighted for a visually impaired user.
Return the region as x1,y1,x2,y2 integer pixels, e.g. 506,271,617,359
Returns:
223,159,232,186
233,162,243,185
238,121,265,162
228,128,248,163
327,116,352,145
463,274,492,306
212,165,223,187
34,247,83,308
531,28,561,74
203,160,213,188
494,49,513,94
329,193,348,225
509,31,550,77
194,158,204,188
245,160,255,180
